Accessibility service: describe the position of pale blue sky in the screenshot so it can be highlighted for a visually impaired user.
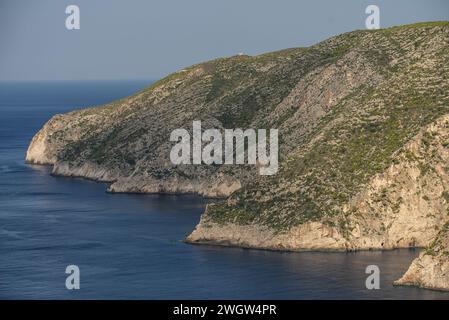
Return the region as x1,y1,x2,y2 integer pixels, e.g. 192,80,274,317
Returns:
1,0,448,81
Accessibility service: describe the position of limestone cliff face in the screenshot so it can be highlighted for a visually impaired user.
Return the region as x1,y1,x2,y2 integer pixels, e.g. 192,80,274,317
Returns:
187,209,348,251
27,22,449,290
26,114,71,165
395,223,449,290
394,252,449,291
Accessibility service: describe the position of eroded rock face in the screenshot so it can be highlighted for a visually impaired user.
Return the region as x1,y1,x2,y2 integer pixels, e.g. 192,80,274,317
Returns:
26,22,449,290
187,206,348,251
395,223,449,290
26,114,69,165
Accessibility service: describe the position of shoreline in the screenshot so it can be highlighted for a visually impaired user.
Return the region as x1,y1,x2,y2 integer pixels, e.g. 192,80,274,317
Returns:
26,161,228,199
184,237,423,253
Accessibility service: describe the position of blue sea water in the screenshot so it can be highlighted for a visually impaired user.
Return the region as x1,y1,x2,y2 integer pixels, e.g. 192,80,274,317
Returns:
0,80,448,299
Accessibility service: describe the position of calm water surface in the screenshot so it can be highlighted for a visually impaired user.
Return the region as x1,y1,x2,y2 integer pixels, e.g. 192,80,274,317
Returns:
1,81,448,299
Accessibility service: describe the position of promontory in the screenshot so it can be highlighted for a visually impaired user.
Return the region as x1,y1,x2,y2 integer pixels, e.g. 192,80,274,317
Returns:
27,22,449,291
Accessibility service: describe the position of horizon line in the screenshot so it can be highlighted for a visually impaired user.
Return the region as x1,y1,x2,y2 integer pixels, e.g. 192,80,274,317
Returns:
0,78,157,83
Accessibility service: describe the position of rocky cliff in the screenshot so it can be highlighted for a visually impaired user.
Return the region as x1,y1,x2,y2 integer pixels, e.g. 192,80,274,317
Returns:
395,222,449,291
27,22,449,290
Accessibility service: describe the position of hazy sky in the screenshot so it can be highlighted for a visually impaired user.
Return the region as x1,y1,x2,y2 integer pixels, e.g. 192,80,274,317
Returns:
1,0,448,81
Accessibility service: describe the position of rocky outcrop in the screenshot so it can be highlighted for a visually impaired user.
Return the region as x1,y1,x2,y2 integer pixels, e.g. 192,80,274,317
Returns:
26,22,449,290
395,223,449,290
187,205,348,251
